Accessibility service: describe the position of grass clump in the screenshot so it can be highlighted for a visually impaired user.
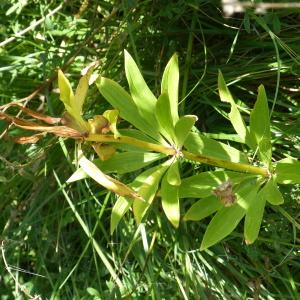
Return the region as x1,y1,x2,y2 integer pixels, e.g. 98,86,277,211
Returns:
0,0,299,299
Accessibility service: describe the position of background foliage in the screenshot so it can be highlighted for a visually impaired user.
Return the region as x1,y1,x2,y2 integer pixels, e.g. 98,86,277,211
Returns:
0,0,299,299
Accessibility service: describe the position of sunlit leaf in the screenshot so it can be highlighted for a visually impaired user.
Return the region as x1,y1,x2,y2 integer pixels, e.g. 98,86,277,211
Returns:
161,53,179,125
110,196,133,234
67,152,165,182
179,171,254,199
200,179,259,250
58,69,74,106
262,177,284,205
275,157,300,184
96,77,163,143
111,164,168,234
218,70,254,148
167,159,181,186
244,189,266,244
124,50,159,130
184,196,222,221
133,160,171,224
250,85,272,167
174,115,198,147
161,173,180,228
184,132,249,163
156,93,176,144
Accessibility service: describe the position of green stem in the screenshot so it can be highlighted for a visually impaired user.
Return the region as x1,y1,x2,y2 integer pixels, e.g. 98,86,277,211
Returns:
85,134,269,177
86,134,176,155
182,150,269,177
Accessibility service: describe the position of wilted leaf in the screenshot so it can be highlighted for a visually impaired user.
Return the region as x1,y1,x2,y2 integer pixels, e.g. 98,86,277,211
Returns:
67,152,165,183
92,144,116,161
78,149,140,199
103,109,120,138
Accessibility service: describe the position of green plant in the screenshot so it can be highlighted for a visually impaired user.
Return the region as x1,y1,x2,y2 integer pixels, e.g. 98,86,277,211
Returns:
1,50,299,251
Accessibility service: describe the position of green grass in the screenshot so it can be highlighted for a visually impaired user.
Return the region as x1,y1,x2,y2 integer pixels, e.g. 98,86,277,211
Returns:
0,0,299,299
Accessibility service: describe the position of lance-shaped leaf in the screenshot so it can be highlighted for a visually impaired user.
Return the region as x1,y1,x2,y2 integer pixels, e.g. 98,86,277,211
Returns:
161,172,180,228
250,85,272,167
174,115,198,148
133,160,171,224
96,77,163,143
77,149,140,199
156,93,176,144
110,164,165,234
200,179,259,250
184,196,223,221
161,53,179,125
67,152,165,183
184,132,249,163
58,69,90,133
218,70,254,149
179,171,252,199
244,189,266,244
124,50,159,130
262,177,284,205
275,157,300,184
167,159,181,186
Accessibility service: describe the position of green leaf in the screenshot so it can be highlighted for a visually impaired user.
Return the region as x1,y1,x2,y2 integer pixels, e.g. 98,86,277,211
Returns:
184,132,249,163
180,170,256,199
200,179,259,250
124,50,159,129
262,177,284,205
244,189,266,244
133,160,171,224
218,70,254,148
250,85,272,167
110,163,169,234
103,109,120,138
167,159,181,186
161,53,179,125
96,77,162,143
174,115,198,147
275,157,300,184
161,173,180,228
110,196,133,234
184,196,223,221
67,152,165,182
156,93,176,144
58,69,74,106
58,69,90,133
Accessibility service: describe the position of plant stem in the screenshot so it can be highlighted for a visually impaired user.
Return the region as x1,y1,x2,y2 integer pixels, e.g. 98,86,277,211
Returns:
85,134,269,177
